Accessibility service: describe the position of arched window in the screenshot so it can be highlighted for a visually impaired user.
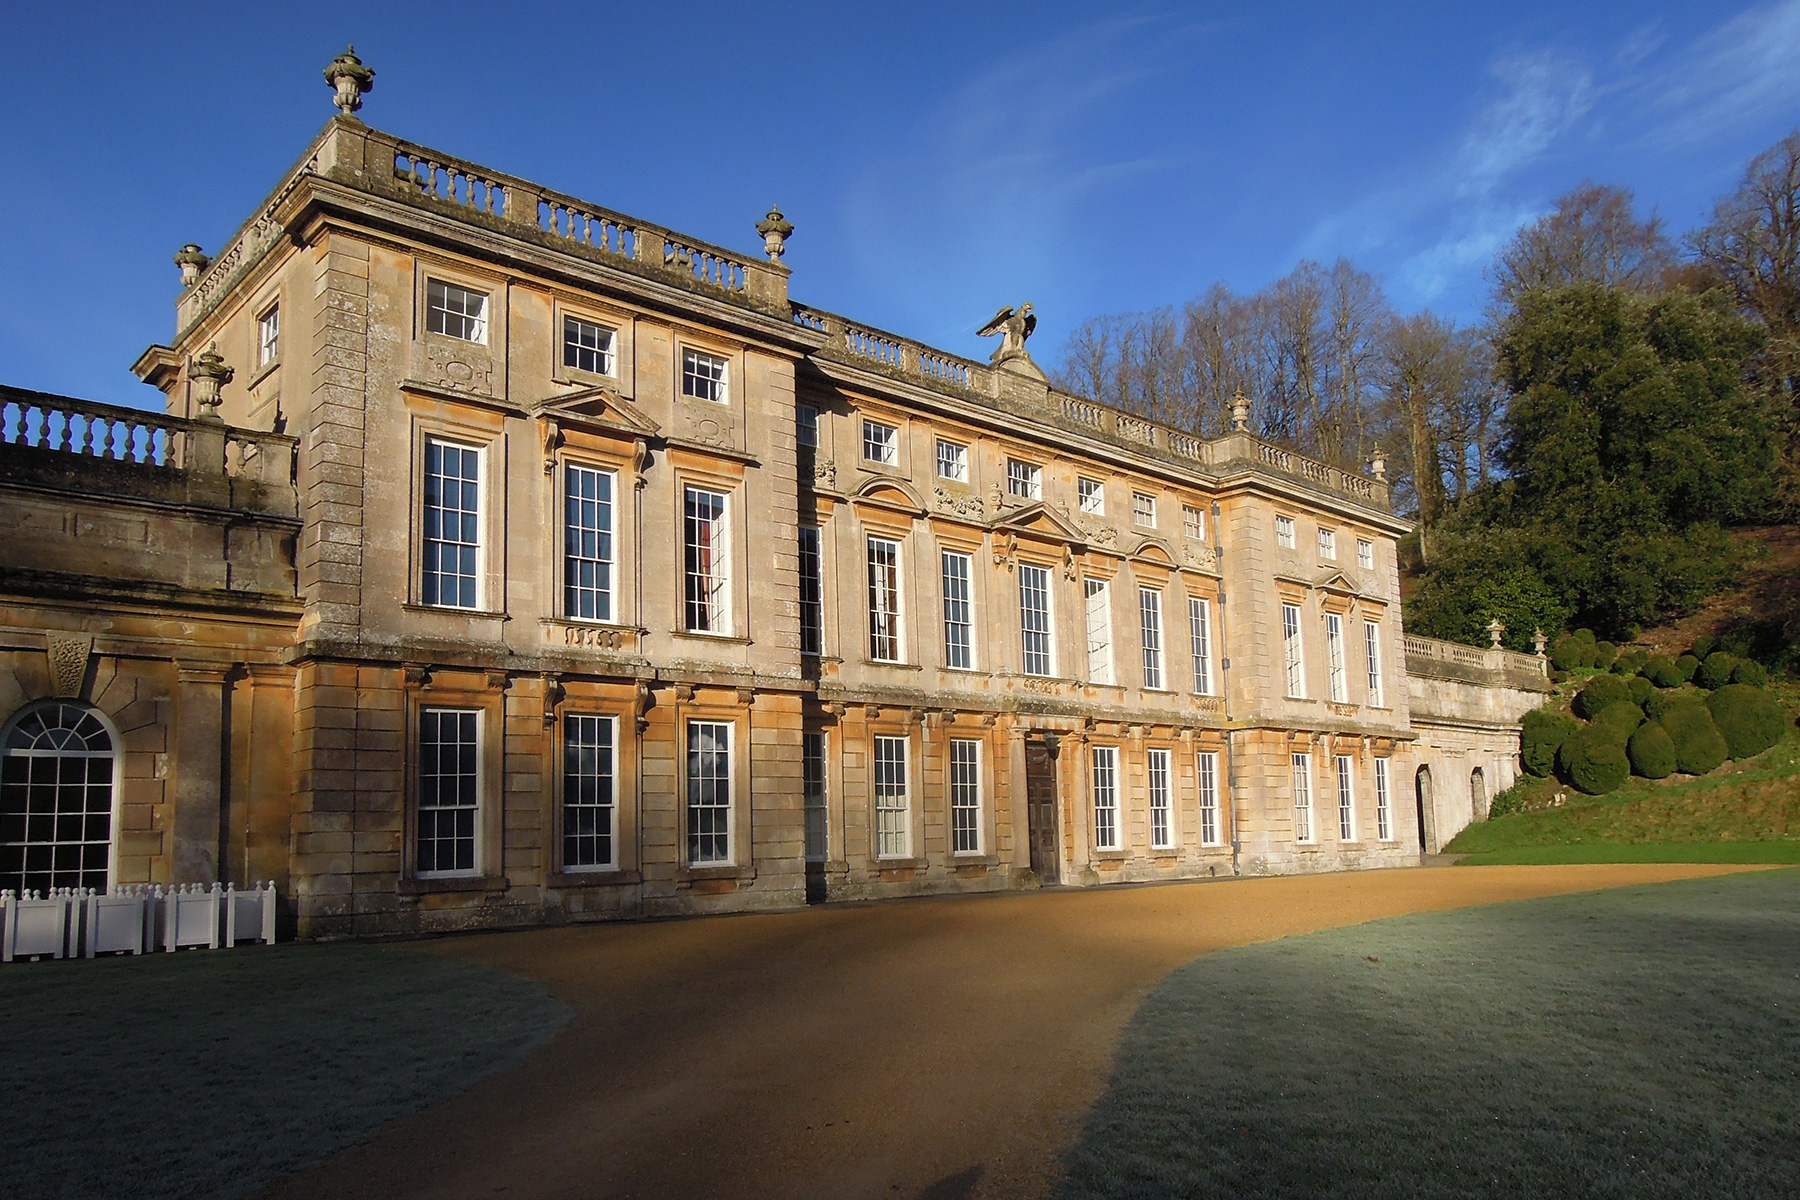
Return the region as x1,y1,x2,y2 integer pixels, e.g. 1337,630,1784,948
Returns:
1,701,119,894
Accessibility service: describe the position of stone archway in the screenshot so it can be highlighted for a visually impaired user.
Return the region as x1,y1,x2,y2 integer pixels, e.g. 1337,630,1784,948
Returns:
1415,765,1436,854
1471,767,1488,821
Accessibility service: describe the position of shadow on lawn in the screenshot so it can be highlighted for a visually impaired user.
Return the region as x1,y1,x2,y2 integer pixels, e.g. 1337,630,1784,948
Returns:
1061,869,1800,1199
0,942,570,1200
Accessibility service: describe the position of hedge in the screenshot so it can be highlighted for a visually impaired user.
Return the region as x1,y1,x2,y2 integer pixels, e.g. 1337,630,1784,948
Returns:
1557,725,1630,795
1626,721,1678,779
1706,684,1788,759
1572,675,1632,719
1695,652,1737,690
1521,708,1578,778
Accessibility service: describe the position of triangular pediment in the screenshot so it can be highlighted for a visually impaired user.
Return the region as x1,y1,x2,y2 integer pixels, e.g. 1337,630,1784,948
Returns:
1316,568,1362,595
989,501,1088,546
530,384,662,437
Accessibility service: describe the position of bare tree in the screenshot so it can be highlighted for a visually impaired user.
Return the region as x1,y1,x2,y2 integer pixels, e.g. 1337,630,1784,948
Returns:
1377,313,1460,557
1490,183,1677,314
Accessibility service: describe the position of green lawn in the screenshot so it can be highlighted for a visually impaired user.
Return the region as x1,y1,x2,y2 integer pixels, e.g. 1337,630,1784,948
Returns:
1454,841,1800,865
0,942,570,1200
1060,869,1800,1199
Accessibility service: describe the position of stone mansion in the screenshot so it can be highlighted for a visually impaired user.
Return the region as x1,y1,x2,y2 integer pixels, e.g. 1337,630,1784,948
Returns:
0,61,1548,937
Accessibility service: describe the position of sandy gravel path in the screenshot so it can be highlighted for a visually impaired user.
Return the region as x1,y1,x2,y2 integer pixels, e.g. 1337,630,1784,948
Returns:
255,864,1766,1200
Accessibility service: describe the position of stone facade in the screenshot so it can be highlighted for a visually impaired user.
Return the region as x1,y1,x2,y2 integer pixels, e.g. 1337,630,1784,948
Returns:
0,107,1549,938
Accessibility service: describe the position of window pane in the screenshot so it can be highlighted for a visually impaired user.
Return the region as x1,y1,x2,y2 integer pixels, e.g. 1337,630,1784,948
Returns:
1337,755,1356,842
1197,751,1219,846
1283,603,1305,697
863,420,897,465
1019,564,1053,677
1084,579,1112,685
1092,747,1119,851
1139,589,1164,690
687,722,732,863
1148,749,1173,850
563,315,616,375
682,349,728,402
419,709,479,874
0,702,115,894
564,465,614,622
423,439,480,609
868,538,902,662
1292,752,1313,843
936,440,967,482
941,551,972,669
684,488,730,633
803,732,828,861
563,715,615,869
950,739,981,854
873,736,910,858
799,526,824,655
426,279,487,342
1189,598,1213,695
1326,613,1348,702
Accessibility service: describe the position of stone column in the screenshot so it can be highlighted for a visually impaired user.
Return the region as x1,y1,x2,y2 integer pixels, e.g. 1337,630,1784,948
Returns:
172,661,231,884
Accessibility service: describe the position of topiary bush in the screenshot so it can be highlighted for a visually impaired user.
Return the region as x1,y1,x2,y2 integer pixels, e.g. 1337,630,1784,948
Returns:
1695,652,1737,690
1706,683,1788,760
1551,636,1593,672
1626,721,1678,779
1592,641,1617,670
1521,708,1579,777
1572,675,1632,719
1676,653,1701,682
1659,701,1731,775
1593,700,1646,740
1731,659,1769,687
1690,634,1718,660
1627,676,1655,706
1557,725,1631,795
1641,656,1685,688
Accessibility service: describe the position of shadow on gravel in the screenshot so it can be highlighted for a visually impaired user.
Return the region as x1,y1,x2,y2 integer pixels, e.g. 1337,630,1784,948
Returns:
1060,869,1800,1199
0,942,571,1200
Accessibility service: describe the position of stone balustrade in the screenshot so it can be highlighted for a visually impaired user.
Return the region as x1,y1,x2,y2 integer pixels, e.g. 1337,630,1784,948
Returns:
0,386,298,518
1405,633,1549,689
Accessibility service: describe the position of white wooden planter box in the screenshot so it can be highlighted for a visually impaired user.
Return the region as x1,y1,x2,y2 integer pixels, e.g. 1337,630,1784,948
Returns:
85,887,156,956
2,890,72,962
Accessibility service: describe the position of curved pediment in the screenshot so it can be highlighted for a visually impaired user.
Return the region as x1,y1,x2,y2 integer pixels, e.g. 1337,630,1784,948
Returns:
853,476,927,515
1126,536,1178,568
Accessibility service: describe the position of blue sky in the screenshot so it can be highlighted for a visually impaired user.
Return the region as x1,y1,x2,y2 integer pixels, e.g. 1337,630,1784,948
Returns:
6,1,1800,410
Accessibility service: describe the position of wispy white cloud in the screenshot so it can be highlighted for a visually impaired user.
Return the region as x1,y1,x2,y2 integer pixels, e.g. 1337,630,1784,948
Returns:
1644,0,1800,143
1455,51,1594,194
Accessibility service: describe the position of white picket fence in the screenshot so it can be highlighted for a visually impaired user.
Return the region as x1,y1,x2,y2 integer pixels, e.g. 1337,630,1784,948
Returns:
0,882,278,962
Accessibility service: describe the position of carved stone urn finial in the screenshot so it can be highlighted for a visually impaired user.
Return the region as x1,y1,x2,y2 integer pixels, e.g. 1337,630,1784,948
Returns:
1487,618,1507,649
756,204,794,261
174,244,211,289
1229,389,1251,432
324,45,375,114
1369,448,1387,480
1532,627,1549,657
188,346,234,421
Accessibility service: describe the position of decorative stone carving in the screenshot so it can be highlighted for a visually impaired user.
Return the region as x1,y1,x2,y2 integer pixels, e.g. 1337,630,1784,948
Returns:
632,439,651,490
1062,545,1077,581
1369,449,1387,481
933,486,983,518
976,303,1036,366
686,411,733,447
1056,501,1117,546
992,531,1017,569
1230,389,1251,431
756,205,794,261
812,458,837,489
542,675,564,725
174,244,210,288
324,46,375,114
45,632,93,699
426,342,493,394
634,682,653,731
188,347,233,421
1182,543,1218,570
1487,619,1507,648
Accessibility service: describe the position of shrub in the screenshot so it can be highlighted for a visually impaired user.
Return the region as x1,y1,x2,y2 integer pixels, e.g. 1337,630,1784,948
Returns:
1659,701,1731,775
1626,721,1678,779
1593,700,1645,736
1627,676,1655,706
1557,725,1631,795
1706,683,1788,759
1592,641,1617,670
1487,782,1530,819
1695,652,1737,690
1572,675,1632,719
1731,659,1769,687
1641,656,1685,688
1676,653,1701,682
1690,634,1718,660
1551,636,1593,672
1521,708,1579,777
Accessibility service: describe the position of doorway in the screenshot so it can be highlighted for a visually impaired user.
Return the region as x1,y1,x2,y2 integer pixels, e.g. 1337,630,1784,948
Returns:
1025,735,1060,884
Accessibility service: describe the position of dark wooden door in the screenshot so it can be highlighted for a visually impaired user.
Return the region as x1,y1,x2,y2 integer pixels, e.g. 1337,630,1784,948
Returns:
1026,738,1059,884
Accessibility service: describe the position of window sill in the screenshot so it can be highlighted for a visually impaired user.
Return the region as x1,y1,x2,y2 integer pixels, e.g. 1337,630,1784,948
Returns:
399,874,509,896
669,629,754,645
248,358,281,389
546,869,642,888
404,602,509,620
680,864,756,883
862,659,924,671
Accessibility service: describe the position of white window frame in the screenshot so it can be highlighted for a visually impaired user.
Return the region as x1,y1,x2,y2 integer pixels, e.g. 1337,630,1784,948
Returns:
798,525,823,656
1374,758,1393,841
1326,612,1349,703
1018,562,1054,677
1148,748,1174,851
1091,745,1120,851
1182,503,1205,541
1365,620,1385,707
257,305,280,367
686,720,734,865
682,347,729,404
867,535,904,663
1275,515,1296,549
1319,528,1337,559
1139,587,1165,690
1078,477,1105,515
426,278,488,343
1084,578,1113,685
949,738,983,856
1336,754,1357,842
803,730,828,862
1357,538,1374,571
1188,597,1214,695
1132,492,1156,527
797,404,819,450
862,418,899,466
683,486,732,635
1197,750,1221,846
422,436,484,611
940,549,974,670
562,713,618,872
563,314,617,377
1292,752,1314,843
873,734,911,859
1282,603,1306,698
936,439,968,482
417,707,482,878
563,463,616,623
1007,459,1042,500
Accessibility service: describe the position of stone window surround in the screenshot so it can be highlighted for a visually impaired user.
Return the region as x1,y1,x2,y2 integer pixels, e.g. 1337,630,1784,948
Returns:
675,472,740,640
547,702,642,886
248,283,284,388
858,511,914,666
552,450,631,629
408,416,507,615
947,735,989,858
401,680,506,888
413,260,506,349
550,295,636,397
868,726,918,864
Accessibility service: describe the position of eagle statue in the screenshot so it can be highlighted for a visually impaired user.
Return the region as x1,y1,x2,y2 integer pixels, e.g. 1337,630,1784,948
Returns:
977,302,1037,365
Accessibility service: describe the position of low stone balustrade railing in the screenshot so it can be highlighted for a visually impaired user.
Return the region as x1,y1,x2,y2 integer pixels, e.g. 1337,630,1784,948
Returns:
1405,633,1549,688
